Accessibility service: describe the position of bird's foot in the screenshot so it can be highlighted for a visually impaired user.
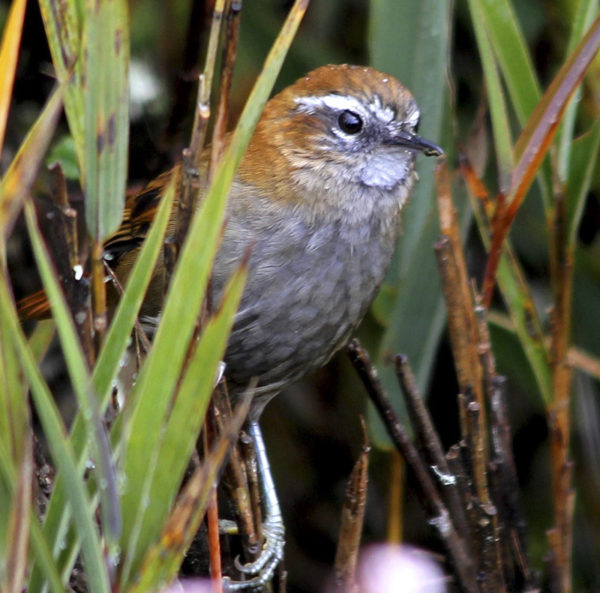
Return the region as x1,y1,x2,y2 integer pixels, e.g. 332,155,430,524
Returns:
222,421,285,592
222,514,284,591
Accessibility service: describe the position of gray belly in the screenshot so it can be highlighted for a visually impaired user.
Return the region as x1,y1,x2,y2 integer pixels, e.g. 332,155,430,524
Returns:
215,216,395,395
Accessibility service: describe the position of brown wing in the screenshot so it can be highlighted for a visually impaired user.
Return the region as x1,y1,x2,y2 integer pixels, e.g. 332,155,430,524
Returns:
17,167,177,320
104,168,175,264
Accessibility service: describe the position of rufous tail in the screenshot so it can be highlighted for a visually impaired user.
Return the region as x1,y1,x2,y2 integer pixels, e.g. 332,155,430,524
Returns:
17,289,51,320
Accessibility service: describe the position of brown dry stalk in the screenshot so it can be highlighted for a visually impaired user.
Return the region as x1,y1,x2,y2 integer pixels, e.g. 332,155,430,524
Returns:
334,429,369,593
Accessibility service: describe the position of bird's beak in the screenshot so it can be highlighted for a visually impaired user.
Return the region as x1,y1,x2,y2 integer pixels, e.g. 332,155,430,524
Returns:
390,130,444,157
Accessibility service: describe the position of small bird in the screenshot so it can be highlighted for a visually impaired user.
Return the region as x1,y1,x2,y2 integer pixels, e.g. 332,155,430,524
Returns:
19,64,442,589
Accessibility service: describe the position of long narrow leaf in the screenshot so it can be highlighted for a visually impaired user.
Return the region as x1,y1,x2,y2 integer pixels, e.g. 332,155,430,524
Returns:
566,117,600,245
0,439,65,593
0,278,110,593
368,0,451,445
0,0,27,153
27,177,176,593
5,436,31,593
557,0,598,181
126,263,247,591
474,0,553,211
467,0,513,191
461,162,552,403
0,89,63,237
483,14,600,305
476,0,541,123
129,393,253,593
82,0,129,239
118,1,309,582
24,200,121,548
0,307,30,593
38,0,85,166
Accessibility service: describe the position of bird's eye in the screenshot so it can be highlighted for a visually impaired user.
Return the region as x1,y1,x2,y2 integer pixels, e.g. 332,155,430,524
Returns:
338,110,363,134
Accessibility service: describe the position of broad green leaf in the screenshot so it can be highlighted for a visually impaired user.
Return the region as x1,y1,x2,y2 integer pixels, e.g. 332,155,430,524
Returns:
82,0,129,240
37,0,85,166
368,0,451,446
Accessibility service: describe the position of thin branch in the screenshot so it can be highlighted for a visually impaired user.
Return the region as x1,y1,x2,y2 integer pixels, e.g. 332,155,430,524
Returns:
210,0,242,174
334,420,369,593
346,339,479,593
394,354,473,554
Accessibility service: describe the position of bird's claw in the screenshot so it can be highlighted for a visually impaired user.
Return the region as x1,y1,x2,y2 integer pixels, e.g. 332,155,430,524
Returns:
222,422,285,592
223,519,284,591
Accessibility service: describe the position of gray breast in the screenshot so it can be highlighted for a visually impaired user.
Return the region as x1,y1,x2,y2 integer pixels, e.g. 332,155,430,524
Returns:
213,206,397,395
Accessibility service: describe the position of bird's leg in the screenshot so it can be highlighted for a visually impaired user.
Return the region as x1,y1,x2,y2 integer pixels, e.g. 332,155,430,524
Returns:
223,421,285,591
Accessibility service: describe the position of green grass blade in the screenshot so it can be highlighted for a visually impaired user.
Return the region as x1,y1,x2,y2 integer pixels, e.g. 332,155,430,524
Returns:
27,319,55,363
557,0,599,181
465,184,553,404
510,14,600,212
94,176,175,398
0,306,30,593
567,117,600,246
496,249,553,404
26,517,66,593
3,437,31,593
0,439,65,593
37,0,85,167
82,0,129,239
467,0,513,190
0,89,63,237
118,0,308,581
0,278,110,593
129,397,252,593
24,200,121,549
126,264,247,591
27,176,175,593
474,0,553,211
476,0,541,123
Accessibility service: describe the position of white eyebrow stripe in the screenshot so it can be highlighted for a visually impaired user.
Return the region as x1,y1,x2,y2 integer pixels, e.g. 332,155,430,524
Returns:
369,94,395,123
295,93,421,129
406,104,420,127
295,94,369,117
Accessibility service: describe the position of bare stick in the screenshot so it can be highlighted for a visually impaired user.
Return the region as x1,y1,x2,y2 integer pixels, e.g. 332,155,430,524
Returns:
334,420,369,593
346,339,479,593
394,354,472,556
210,0,243,174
